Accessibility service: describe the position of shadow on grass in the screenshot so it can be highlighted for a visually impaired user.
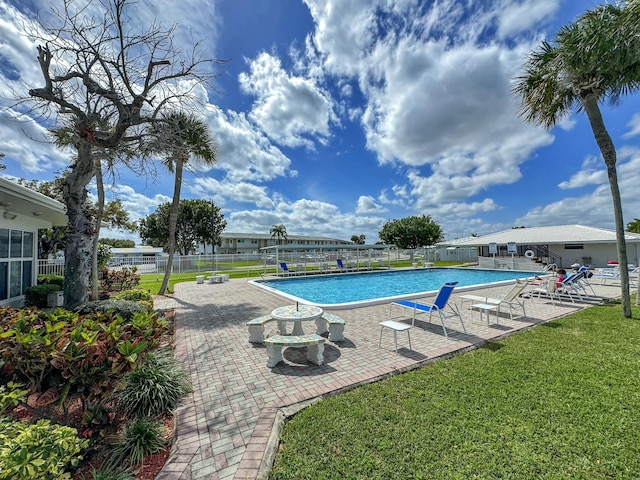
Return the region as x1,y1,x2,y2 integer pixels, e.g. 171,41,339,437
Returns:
480,342,505,352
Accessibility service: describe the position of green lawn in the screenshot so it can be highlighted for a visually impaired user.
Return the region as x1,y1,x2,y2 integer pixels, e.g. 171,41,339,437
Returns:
269,299,640,479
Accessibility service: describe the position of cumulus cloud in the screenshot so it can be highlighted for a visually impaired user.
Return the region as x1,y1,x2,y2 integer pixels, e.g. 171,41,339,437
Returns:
495,0,559,39
238,52,334,148
558,155,607,189
203,107,292,182
624,113,640,139
356,195,386,214
189,176,275,209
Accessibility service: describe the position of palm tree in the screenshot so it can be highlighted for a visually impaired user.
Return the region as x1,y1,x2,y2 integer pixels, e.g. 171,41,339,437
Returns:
513,2,640,317
270,224,288,245
152,112,217,295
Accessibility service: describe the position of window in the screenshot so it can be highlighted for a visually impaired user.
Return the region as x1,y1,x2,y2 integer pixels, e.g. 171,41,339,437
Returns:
564,244,584,250
10,230,22,258
0,229,35,302
0,229,8,258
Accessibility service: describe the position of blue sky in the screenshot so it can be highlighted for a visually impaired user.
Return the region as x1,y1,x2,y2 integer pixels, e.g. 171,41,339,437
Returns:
1,0,640,244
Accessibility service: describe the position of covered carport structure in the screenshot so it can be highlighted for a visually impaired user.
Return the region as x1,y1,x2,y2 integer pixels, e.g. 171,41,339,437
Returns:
259,243,394,275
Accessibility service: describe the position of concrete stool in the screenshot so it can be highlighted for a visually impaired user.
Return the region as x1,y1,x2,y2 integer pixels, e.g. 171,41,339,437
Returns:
196,275,205,284
379,320,412,353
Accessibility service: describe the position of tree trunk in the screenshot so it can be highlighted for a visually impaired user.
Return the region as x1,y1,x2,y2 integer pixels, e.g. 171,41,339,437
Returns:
158,157,184,295
91,158,104,301
62,142,96,310
583,94,631,317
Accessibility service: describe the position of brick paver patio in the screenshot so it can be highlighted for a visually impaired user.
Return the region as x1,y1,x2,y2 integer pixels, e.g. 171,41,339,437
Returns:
154,273,621,479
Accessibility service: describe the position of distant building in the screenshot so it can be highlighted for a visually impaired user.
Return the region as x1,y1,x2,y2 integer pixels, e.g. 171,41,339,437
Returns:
0,178,67,306
109,245,165,261
438,224,640,268
216,232,351,255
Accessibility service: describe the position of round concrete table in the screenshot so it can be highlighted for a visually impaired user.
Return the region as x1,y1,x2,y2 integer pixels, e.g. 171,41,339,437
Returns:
271,304,323,336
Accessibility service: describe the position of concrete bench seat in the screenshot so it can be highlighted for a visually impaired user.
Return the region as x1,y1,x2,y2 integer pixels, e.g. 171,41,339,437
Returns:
264,334,325,367
247,315,274,343
207,273,229,284
315,313,346,342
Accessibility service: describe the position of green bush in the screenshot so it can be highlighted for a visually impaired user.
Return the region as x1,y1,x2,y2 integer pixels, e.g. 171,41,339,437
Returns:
0,382,28,412
37,275,65,288
0,307,167,422
76,300,149,320
24,284,61,308
105,418,166,471
110,290,153,312
82,467,134,480
117,347,191,418
0,418,88,480
99,267,140,291
111,289,153,302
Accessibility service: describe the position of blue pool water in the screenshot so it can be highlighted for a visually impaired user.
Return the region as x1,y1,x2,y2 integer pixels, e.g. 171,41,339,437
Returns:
251,268,542,308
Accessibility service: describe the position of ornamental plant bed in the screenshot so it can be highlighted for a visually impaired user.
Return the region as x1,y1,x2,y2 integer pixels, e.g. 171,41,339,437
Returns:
1,305,180,479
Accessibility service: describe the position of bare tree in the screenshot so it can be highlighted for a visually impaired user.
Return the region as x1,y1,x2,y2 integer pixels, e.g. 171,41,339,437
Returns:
22,0,225,309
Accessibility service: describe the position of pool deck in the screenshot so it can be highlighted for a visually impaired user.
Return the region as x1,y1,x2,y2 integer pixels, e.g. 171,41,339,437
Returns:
154,275,622,480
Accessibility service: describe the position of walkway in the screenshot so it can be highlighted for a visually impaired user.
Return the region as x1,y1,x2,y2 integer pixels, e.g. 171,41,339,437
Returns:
154,274,621,479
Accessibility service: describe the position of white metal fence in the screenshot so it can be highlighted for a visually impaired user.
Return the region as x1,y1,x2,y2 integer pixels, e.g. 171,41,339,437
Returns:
38,247,482,277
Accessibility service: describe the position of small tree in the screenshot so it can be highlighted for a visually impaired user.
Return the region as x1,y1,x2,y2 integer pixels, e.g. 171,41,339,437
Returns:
627,219,640,235
379,216,443,258
21,0,224,309
351,235,366,245
99,238,136,248
139,200,226,255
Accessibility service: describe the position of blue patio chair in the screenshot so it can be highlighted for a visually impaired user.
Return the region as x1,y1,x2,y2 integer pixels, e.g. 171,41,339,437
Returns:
336,259,346,271
389,282,466,340
279,262,296,276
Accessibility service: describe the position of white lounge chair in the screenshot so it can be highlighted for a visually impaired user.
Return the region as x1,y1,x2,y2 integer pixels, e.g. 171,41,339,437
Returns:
464,281,528,321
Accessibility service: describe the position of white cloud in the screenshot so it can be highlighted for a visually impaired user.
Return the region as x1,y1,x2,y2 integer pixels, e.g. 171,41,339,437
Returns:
517,147,640,230
495,0,559,39
624,113,640,139
0,108,70,173
558,155,607,189
356,195,386,214
203,107,292,182
188,177,275,209
238,52,334,148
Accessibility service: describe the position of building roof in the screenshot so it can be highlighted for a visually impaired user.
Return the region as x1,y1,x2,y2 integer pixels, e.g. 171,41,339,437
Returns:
111,246,165,255
260,243,391,251
0,178,67,226
439,224,640,246
221,232,350,243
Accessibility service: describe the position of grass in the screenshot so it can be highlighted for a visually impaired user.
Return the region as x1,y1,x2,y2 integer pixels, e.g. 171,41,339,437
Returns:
269,299,640,479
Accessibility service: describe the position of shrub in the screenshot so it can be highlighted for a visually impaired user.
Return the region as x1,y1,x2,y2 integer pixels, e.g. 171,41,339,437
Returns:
0,307,77,390
99,267,140,291
76,300,149,320
105,418,166,471
0,382,28,412
111,289,153,302
0,307,167,424
0,418,88,480
117,347,191,418
111,290,153,312
37,274,65,288
24,284,61,308
82,467,135,480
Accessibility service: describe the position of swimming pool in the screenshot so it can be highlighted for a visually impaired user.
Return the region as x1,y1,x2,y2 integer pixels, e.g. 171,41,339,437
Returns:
250,268,544,308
